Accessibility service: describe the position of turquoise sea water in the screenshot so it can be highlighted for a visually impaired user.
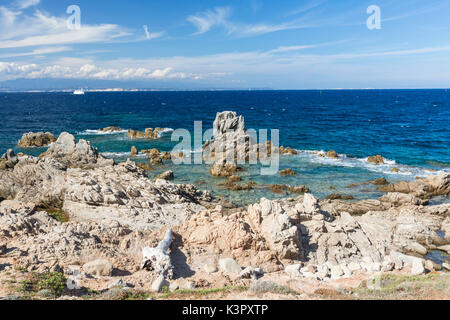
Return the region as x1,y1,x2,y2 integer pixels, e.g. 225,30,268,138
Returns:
1,90,449,205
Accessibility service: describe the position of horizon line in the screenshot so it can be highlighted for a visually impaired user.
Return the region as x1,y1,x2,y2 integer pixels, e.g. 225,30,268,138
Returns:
1,88,450,93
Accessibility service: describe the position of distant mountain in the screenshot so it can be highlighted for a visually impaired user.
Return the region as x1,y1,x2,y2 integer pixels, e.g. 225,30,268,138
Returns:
0,78,263,91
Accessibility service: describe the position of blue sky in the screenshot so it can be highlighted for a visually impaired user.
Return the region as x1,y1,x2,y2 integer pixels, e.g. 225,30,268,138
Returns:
1,0,450,89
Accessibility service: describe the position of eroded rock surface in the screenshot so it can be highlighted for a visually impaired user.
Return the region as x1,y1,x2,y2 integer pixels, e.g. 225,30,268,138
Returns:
17,132,56,148
127,128,163,139
1,127,449,298
204,111,269,176
0,133,211,231
170,194,449,281
379,172,450,198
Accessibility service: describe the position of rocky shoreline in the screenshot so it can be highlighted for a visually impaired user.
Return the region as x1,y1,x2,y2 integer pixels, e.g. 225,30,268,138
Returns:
0,112,449,300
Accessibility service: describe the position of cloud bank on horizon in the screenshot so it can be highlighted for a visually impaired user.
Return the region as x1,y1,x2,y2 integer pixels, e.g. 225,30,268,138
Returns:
0,0,449,89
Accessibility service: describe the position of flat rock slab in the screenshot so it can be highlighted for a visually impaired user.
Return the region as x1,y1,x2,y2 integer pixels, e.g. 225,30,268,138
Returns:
219,258,242,275
82,259,113,277
437,245,450,254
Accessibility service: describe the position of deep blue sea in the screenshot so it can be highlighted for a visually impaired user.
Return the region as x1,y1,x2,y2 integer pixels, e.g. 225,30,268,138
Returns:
1,90,449,205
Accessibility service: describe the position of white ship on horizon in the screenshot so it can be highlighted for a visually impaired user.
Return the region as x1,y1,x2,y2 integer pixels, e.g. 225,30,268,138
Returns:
73,89,85,95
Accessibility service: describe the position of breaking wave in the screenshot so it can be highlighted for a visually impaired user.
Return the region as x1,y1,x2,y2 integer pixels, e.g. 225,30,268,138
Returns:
101,152,147,158
157,128,174,137
78,127,174,138
78,129,127,135
292,149,446,178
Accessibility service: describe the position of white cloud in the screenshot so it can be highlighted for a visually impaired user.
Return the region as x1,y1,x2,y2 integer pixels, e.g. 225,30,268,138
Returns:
142,26,164,41
287,0,327,16
0,59,189,81
0,7,20,26
226,21,312,37
85,66,176,80
187,6,313,37
321,45,450,60
143,25,151,39
2,43,450,86
268,45,319,54
0,46,71,58
384,2,447,23
0,24,131,49
15,0,40,10
250,0,262,13
187,7,231,35
0,4,132,49
0,62,38,79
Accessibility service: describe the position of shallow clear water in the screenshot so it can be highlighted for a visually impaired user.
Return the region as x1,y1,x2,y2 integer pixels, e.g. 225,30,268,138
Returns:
426,250,449,265
1,90,449,205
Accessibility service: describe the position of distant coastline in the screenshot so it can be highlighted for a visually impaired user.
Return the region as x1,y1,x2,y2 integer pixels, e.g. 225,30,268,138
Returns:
1,88,449,93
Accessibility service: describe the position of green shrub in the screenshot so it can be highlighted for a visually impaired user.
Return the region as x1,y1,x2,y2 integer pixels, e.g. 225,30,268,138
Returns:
47,210,69,223
38,272,67,297
17,280,34,293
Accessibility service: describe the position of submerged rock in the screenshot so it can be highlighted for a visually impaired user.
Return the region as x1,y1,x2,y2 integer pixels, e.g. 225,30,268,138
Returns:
279,147,298,155
288,185,309,194
101,127,123,133
280,168,295,176
143,148,161,158
372,177,389,185
154,170,174,181
227,175,242,183
367,155,385,165
268,184,309,195
210,158,237,177
127,128,163,139
137,162,153,171
226,182,254,191
326,150,339,159
161,152,172,161
130,146,138,157
143,148,167,166
150,157,163,166
270,184,288,194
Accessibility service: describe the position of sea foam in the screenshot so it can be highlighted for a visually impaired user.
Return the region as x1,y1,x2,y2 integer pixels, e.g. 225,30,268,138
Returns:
293,149,443,178
79,129,127,135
